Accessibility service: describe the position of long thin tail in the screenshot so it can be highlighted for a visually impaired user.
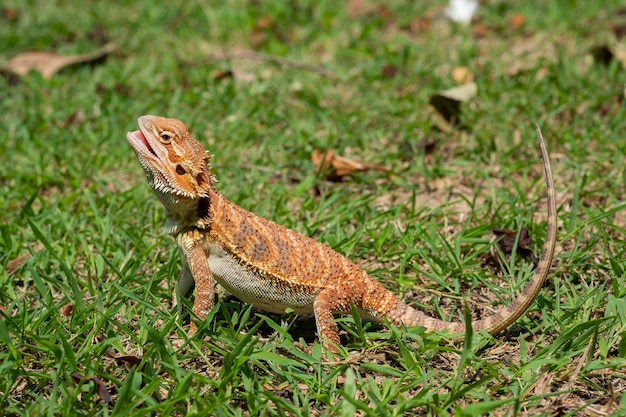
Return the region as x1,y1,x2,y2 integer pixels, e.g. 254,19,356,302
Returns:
472,123,557,333
385,124,557,334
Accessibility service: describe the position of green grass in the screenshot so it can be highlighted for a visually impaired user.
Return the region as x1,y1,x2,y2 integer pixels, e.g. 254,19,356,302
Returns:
2,0,626,415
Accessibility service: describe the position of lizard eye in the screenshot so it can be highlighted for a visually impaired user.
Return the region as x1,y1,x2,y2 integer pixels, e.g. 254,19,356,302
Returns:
176,165,186,175
159,131,174,144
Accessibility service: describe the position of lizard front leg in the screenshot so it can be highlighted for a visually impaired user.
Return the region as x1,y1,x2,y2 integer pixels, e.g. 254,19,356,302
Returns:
179,241,215,335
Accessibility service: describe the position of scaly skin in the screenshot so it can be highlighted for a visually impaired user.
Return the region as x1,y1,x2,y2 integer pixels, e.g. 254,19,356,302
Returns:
127,115,557,351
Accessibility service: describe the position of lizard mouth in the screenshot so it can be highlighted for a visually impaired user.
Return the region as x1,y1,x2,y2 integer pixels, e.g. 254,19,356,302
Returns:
127,129,158,159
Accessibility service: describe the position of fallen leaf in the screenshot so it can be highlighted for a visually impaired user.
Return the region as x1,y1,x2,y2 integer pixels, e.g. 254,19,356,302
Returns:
483,227,538,273
432,81,477,103
5,244,44,275
3,43,115,79
213,69,234,80
61,304,74,317
428,82,477,131
5,252,32,275
312,149,390,181
70,372,115,405
429,111,455,133
492,227,535,259
113,355,142,367
593,43,626,70
590,45,614,66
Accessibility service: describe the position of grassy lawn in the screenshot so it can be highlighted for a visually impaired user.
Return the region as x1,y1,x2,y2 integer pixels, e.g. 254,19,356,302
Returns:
2,0,626,415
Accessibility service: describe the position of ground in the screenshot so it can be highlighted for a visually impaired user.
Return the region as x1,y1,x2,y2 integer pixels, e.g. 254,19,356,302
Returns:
1,1,626,416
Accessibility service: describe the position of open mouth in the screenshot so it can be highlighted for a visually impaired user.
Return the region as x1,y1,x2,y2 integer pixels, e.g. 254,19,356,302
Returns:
127,129,158,158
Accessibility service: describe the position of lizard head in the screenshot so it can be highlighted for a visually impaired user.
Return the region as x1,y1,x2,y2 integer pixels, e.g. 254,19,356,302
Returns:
126,115,213,205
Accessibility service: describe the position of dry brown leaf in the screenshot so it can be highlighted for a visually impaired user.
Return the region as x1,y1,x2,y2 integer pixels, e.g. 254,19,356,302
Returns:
70,372,114,405
312,149,390,181
590,45,614,66
432,82,477,103
492,227,536,262
4,43,115,79
61,304,74,317
483,227,539,273
428,82,477,131
113,355,143,367
5,252,32,275
213,69,234,80
589,43,626,69
5,244,44,275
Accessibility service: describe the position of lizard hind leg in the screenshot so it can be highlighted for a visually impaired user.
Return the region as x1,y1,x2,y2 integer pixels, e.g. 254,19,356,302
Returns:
312,277,409,352
313,288,356,352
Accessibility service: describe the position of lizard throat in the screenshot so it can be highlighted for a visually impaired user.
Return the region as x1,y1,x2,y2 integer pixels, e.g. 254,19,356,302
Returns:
162,195,211,235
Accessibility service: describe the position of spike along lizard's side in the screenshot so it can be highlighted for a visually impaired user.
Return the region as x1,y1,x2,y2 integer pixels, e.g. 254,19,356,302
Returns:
127,115,557,351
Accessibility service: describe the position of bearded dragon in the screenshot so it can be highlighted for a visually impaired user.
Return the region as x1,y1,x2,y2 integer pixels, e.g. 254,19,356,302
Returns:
126,115,556,351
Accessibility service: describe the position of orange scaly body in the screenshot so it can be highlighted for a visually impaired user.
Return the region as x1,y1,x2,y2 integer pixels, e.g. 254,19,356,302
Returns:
127,115,557,351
